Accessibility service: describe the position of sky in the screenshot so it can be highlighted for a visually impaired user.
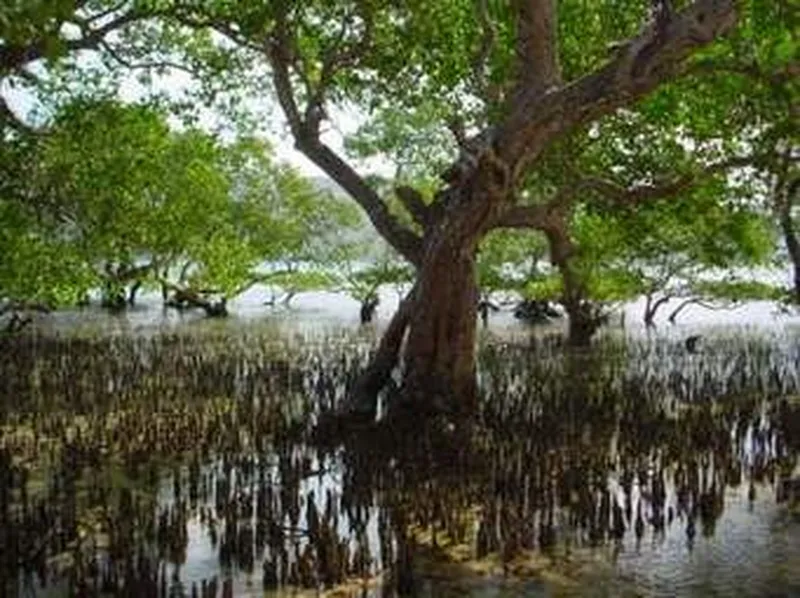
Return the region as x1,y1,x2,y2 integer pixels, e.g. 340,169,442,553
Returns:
1,48,395,181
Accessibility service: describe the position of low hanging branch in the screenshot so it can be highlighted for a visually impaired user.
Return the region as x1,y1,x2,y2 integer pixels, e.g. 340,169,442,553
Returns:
160,280,228,318
667,297,742,324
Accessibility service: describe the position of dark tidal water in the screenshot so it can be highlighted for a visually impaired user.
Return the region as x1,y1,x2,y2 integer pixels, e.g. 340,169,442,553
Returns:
1,306,799,597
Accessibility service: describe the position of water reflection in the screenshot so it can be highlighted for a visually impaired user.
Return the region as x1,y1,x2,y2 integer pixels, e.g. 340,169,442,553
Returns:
0,328,798,597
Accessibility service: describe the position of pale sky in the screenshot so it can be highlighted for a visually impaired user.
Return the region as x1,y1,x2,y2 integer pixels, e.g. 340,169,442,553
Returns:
2,52,395,181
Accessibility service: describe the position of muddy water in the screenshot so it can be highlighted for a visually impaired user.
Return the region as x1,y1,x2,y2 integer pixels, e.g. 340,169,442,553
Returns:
1,306,799,597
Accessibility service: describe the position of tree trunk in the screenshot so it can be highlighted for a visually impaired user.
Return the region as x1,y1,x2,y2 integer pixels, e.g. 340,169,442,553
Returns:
344,288,417,418
128,280,142,306
101,287,126,311
401,236,480,417
564,300,600,348
780,200,800,304
335,236,482,425
541,219,604,348
643,294,655,328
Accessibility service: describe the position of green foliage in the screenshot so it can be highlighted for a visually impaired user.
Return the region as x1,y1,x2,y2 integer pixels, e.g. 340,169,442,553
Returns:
2,0,794,320
566,197,776,309
691,279,787,302
260,269,336,295
331,236,414,303
0,199,96,306
523,274,563,302
1,97,354,307
477,229,547,297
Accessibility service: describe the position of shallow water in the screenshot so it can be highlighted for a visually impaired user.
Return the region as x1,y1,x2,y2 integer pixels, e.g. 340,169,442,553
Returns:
1,302,799,597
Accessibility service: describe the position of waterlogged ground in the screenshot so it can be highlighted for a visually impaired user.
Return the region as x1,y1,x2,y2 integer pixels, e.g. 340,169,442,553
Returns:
1,308,799,597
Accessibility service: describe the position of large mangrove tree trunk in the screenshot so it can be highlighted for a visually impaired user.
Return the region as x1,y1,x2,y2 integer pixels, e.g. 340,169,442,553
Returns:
254,0,737,419
402,234,481,415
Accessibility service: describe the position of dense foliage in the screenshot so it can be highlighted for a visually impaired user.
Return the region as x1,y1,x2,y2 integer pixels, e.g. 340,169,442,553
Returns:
0,0,796,340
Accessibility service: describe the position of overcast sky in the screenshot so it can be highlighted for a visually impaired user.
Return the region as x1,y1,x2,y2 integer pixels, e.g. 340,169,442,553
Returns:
2,53,394,181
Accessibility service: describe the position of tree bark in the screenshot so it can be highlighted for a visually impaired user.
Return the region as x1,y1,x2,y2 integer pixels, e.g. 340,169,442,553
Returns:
564,300,604,348
162,283,228,318
535,211,606,347
402,234,481,417
344,288,417,418
128,280,143,306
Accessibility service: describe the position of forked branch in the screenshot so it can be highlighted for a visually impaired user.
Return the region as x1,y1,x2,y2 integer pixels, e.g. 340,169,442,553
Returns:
493,152,780,231
266,9,423,266
498,0,737,172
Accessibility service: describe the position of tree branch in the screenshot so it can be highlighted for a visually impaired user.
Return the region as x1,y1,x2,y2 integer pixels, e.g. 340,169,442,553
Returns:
689,57,800,87
472,0,500,103
512,0,561,96
497,0,737,172
312,5,373,111
395,185,430,228
0,4,165,75
492,152,778,231
266,11,423,266
667,296,741,323
579,153,786,207
97,39,201,77
492,203,551,229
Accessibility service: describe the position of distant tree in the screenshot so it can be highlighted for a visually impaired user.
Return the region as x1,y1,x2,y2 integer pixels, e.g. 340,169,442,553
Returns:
3,98,350,318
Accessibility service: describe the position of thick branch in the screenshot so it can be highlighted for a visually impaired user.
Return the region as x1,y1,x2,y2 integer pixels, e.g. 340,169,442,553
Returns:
395,186,430,228
497,0,737,170
267,16,423,266
493,153,777,230
493,203,551,229
512,0,561,96
297,140,423,265
343,286,417,419
689,58,800,87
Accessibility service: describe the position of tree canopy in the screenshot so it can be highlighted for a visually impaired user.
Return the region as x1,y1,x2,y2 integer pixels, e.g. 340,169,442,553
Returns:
0,0,796,409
